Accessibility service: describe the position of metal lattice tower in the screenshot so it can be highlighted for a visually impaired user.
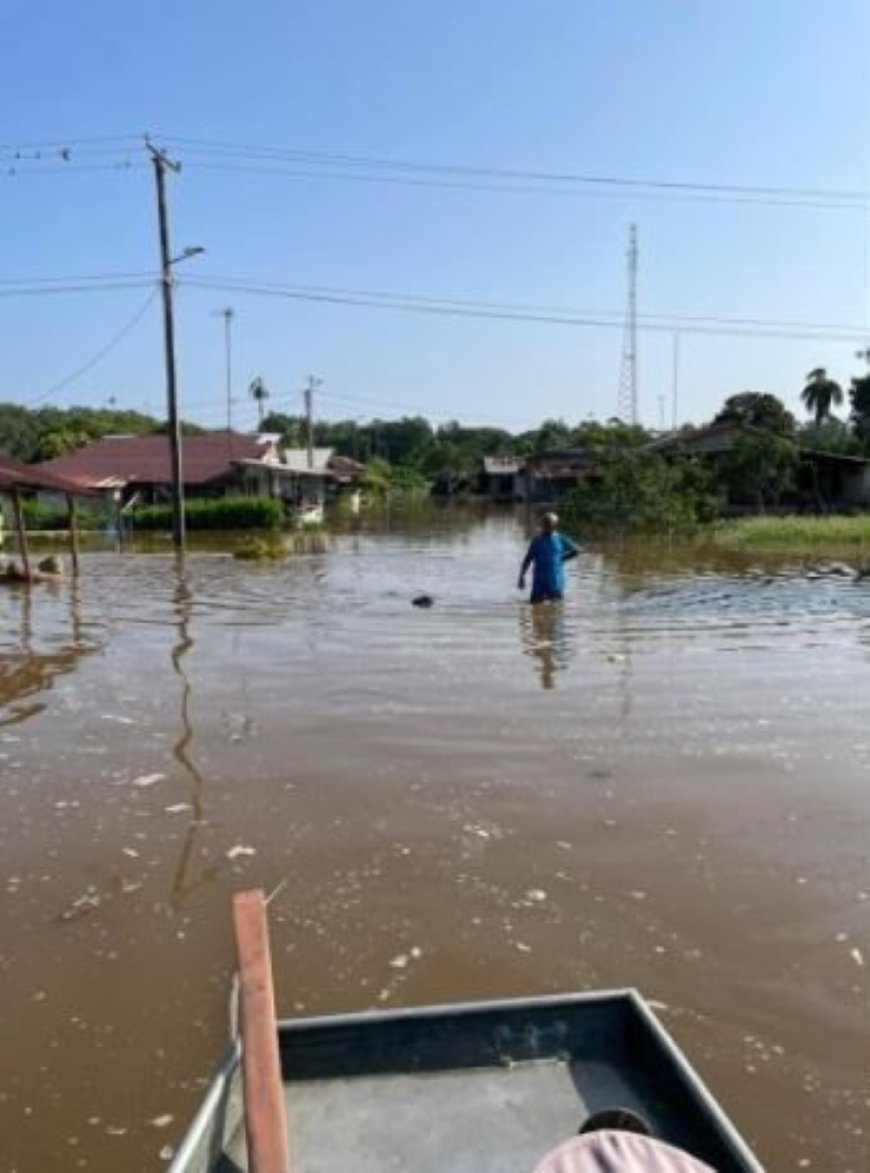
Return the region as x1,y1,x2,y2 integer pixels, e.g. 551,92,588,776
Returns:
617,224,638,423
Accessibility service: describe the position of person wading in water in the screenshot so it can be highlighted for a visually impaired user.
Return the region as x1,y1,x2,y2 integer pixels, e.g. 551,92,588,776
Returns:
517,512,580,604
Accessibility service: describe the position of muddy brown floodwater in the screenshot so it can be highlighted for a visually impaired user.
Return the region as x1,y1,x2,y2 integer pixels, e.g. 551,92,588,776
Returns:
0,508,867,1171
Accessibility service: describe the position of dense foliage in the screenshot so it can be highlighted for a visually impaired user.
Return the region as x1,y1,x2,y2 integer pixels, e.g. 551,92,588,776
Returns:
20,500,108,531
0,403,163,462
717,432,798,512
562,448,719,537
131,496,284,531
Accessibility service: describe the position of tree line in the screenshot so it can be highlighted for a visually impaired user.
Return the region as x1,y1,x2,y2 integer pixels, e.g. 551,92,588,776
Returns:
2,353,870,478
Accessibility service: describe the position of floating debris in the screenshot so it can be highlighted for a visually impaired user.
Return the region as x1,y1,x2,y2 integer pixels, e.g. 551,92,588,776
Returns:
131,773,164,789
227,845,256,861
150,1114,174,1129
58,889,102,922
525,889,547,903
164,803,192,815
850,947,864,968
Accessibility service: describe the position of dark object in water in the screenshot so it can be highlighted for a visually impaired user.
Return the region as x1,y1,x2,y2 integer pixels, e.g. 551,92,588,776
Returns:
412,594,434,608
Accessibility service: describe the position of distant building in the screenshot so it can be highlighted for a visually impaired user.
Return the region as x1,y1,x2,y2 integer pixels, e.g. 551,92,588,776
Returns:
39,432,285,506
520,449,597,504
38,433,370,518
481,456,524,501
652,420,870,510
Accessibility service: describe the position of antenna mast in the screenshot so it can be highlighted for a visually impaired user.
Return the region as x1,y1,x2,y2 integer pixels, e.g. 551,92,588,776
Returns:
617,224,639,424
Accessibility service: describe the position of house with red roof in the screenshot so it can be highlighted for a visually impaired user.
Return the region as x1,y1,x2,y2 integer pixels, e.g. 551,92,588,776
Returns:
37,432,369,515
38,432,288,507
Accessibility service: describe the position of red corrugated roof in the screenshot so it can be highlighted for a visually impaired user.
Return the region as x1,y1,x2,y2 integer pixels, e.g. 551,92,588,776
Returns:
0,450,91,494
39,432,268,489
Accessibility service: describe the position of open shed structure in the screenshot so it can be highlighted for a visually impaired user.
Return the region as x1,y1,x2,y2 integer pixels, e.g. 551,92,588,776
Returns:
0,450,91,581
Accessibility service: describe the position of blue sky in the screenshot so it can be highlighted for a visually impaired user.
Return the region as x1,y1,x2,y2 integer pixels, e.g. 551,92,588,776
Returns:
2,0,869,433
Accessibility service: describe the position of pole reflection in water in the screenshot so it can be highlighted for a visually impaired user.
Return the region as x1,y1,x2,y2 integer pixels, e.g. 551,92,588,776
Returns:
169,561,218,909
518,601,571,690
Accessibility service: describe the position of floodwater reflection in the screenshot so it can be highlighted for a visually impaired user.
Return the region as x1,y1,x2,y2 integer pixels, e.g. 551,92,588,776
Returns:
0,516,867,1172
169,562,217,910
518,602,571,690
0,577,97,728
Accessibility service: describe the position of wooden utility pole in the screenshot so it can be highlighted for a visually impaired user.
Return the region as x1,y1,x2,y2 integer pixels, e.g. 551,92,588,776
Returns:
222,307,234,437
148,142,186,551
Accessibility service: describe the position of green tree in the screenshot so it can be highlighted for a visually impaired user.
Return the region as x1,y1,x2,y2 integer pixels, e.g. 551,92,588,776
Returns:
800,368,843,425
714,392,795,434
562,449,716,537
849,372,870,445
248,377,270,426
571,418,651,450
798,417,859,455
719,433,798,513
533,418,573,452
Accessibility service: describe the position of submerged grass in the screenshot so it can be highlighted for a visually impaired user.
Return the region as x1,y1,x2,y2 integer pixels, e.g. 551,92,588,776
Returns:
714,514,870,549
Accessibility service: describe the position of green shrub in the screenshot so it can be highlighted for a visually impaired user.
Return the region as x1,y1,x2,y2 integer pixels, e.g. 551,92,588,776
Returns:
131,496,284,531
21,500,106,531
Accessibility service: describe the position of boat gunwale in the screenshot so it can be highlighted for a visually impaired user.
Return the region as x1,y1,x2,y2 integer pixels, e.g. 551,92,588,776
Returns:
169,988,763,1172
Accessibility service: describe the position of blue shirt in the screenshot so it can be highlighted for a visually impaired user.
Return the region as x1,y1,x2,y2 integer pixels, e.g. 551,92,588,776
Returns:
527,532,578,597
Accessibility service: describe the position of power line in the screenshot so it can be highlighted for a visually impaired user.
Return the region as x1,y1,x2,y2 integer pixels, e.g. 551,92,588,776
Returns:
164,135,870,209
0,133,141,151
178,270,870,333
22,287,160,407
179,158,868,213
0,162,143,179
0,270,157,286
2,130,866,210
0,279,154,298
180,273,870,343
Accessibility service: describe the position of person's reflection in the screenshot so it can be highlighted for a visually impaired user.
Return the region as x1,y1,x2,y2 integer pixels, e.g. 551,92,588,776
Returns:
519,601,570,690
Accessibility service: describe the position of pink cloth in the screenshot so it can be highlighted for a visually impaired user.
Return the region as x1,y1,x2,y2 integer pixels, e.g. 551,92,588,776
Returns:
533,1131,717,1173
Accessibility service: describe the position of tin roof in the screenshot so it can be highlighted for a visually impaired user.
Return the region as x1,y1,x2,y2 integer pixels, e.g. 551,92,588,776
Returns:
39,432,270,490
483,456,523,475
0,450,91,494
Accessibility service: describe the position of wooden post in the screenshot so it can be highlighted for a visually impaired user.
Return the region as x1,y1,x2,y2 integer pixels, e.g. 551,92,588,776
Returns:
11,488,31,581
66,493,80,576
232,889,289,1173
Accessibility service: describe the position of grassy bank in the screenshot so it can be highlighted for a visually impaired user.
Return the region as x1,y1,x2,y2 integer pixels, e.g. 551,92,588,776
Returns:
713,514,870,549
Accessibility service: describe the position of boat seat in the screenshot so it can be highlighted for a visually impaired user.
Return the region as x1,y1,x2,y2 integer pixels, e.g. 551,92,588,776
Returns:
534,1131,716,1172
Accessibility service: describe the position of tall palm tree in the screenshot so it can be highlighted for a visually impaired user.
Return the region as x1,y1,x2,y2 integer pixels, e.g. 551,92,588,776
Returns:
248,377,269,427
801,367,843,426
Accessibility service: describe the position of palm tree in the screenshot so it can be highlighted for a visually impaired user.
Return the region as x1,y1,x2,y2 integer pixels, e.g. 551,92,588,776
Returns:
248,377,269,427
800,368,843,426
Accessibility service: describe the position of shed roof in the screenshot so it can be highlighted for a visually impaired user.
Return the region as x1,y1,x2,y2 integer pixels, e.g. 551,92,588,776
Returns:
484,456,523,475
0,450,91,494
39,432,269,490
